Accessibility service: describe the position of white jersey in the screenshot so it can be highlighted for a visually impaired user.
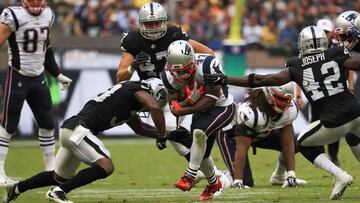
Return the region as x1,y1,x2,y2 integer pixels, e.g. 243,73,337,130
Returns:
236,100,298,139
161,54,233,107
0,6,54,77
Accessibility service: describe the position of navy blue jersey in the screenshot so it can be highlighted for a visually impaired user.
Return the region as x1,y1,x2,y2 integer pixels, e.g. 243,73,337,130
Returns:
287,46,360,127
120,26,189,80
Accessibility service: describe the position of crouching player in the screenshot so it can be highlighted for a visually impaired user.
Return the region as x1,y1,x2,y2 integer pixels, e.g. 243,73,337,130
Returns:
4,78,168,203
228,83,307,188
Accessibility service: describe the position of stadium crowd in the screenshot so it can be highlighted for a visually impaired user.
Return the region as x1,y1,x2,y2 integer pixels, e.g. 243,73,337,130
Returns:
2,0,360,52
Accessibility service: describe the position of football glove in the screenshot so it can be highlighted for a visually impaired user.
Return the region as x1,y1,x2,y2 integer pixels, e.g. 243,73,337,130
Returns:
203,73,227,85
56,73,72,90
156,133,167,150
170,100,183,115
282,176,300,188
185,81,204,105
347,24,360,39
130,52,151,72
231,180,244,189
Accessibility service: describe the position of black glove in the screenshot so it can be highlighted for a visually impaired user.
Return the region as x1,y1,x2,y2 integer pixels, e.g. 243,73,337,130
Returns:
203,73,227,85
156,134,167,150
231,181,244,189
347,24,360,40
282,176,299,187
131,52,151,71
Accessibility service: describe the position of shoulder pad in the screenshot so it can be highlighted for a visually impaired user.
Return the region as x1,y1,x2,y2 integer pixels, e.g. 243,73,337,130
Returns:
0,8,18,31
120,31,141,54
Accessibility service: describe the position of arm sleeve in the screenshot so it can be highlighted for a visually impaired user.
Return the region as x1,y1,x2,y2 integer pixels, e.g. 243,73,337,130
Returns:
44,47,61,77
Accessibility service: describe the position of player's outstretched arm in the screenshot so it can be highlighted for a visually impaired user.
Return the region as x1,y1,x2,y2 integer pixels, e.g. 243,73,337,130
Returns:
127,116,158,138
189,39,215,56
0,24,11,47
116,51,135,82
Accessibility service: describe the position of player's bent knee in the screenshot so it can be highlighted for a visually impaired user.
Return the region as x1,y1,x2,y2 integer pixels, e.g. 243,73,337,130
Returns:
345,132,360,147
95,158,114,176
0,125,12,139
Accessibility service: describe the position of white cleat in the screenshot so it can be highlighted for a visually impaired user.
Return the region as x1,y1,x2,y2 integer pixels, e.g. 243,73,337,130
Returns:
46,186,73,203
0,175,17,188
330,172,353,200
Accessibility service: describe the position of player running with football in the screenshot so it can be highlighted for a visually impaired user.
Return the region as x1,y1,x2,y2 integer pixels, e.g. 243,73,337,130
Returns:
0,0,72,185
4,78,168,203
204,25,360,200
161,40,235,201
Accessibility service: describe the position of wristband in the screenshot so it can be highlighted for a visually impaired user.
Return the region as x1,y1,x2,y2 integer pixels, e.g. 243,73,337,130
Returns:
248,73,255,87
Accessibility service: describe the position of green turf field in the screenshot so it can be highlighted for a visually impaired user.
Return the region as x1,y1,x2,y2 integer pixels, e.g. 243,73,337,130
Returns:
1,138,359,202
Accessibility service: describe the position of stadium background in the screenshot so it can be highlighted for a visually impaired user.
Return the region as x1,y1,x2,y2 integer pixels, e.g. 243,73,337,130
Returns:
0,0,360,136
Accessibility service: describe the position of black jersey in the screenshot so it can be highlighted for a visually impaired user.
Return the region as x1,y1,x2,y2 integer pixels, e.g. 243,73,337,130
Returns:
287,46,360,127
62,81,150,134
120,26,189,80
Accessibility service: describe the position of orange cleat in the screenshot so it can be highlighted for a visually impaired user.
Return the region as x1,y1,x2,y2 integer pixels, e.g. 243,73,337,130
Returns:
199,178,223,201
175,175,196,191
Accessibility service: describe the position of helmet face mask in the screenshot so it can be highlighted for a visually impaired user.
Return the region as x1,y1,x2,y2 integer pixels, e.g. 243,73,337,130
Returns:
262,83,294,113
298,26,328,56
22,0,47,16
166,40,196,81
335,10,360,49
139,2,167,40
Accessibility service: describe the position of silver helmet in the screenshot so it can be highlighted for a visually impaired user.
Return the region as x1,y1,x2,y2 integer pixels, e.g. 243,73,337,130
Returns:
298,26,328,56
144,78,168,108
139,2,167,40
335,10,360,49
262,82,294,113
166,40,196,81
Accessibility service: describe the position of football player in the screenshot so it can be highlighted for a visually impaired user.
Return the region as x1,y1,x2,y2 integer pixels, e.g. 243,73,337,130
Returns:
229,83,306,188
204,25,360,200
162,40,235,201
0,0,72,185
4,78,168,203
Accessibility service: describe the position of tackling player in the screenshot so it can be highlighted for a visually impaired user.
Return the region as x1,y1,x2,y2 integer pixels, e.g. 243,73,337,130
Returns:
4,78,168,203
162,40,235,201
0,0,72,185
204,25,360,200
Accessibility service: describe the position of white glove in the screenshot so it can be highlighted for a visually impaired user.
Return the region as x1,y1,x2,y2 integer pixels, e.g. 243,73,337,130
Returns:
57,73,72,90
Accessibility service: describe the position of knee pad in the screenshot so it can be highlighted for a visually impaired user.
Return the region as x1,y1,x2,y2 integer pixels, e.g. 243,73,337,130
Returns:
39,128,54,137
345,133,360,147
0,125,12,140
193,129,207,146
169,141,190,156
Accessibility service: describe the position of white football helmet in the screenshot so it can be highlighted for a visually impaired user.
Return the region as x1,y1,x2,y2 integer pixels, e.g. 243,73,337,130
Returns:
22,0,47,16
139,2,167,40
166,40,196,81
262,83,294,113
298,26,328,56
144,78,168,108
335,10,360,49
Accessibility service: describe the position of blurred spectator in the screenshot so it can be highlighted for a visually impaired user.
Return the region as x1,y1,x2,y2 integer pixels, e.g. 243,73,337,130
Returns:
260,19,279,47
279,17,298,56
242,15,263,49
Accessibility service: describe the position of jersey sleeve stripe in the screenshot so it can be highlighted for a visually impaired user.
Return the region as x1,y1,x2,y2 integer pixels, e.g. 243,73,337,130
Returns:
8,33,20,70
160,70,176,91
202,56,215,74
6,8,18,31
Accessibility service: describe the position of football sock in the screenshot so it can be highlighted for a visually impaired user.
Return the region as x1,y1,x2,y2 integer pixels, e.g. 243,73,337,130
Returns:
188,129,207,171
199,157,217,184
185,167,198,179
17,171,58,193
0,126,11,176
345,132,360,162
38,130,56,171
313,153,343,175
60,164,108,194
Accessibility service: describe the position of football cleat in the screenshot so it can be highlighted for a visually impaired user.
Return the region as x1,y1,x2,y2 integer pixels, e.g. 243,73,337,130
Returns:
3,182,20,203
330,172,353,200
45,186,73,203
0,175,17,188
199,178,223,201
175,174,196,191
